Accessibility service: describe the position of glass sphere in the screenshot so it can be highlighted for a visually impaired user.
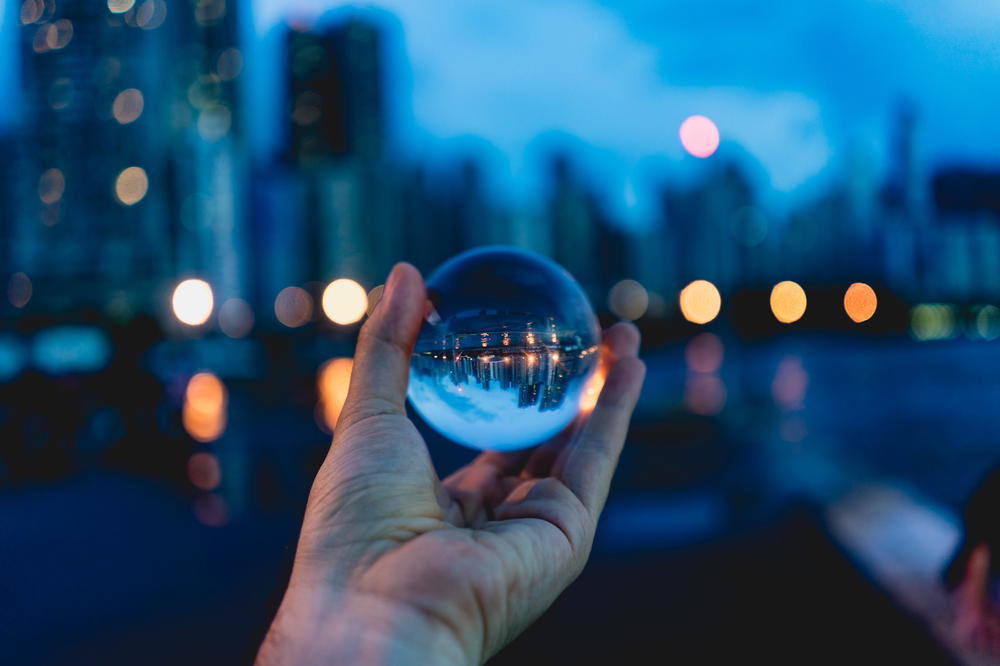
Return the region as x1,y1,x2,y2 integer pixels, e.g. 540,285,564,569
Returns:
408,247,601,451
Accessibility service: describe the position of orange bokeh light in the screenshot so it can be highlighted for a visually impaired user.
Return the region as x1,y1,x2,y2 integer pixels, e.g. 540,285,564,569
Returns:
679,280,722,324
770,281,807,324
317,358,353,432
183,372,227,442
844,282,877,323
579,365,607,414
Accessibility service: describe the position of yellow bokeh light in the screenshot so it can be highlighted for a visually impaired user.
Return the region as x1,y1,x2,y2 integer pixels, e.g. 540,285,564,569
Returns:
770,281,807,324
115,166,149,205
843,282,877,323
679,280,722,324
38,168,65,204
322,279,368,325
910,304,956,341
608,279,649,321
183,373,227,443
274,286,313,328
317,358,353,432
172,278,214,326
112,88,144,124
108,0,136,13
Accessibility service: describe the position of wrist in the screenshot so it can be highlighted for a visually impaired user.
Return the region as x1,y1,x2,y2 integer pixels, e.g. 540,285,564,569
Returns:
257,583,473,666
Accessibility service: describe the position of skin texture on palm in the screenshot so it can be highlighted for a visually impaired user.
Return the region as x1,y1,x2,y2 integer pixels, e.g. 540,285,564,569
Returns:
257,263,645,665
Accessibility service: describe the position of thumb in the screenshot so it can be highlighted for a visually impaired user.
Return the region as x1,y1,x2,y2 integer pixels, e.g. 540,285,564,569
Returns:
339,263,426,428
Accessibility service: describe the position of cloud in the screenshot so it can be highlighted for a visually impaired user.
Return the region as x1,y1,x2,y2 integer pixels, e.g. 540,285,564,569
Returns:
254,0,1000,200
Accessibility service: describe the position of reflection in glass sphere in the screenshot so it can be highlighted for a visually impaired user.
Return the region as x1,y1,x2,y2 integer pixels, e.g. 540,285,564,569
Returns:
407,247,601,451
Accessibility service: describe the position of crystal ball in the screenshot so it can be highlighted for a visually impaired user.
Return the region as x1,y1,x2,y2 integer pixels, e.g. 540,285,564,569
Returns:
407,247,601,451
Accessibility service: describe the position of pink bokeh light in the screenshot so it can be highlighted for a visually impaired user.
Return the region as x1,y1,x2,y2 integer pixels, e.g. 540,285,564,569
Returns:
679,115,720,158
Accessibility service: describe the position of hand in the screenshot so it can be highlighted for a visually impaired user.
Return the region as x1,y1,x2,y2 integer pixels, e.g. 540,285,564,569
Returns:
953,544,1000,656
257,263,645,665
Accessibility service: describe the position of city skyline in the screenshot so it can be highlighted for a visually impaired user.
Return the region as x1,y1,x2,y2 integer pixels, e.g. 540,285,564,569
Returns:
3,3,1000,328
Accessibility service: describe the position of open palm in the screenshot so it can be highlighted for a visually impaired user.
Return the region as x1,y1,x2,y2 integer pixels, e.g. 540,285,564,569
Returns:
258,263,645,665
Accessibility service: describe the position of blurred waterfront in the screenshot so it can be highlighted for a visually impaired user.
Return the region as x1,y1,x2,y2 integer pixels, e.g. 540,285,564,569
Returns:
4,333,998,663
4,0,1000,662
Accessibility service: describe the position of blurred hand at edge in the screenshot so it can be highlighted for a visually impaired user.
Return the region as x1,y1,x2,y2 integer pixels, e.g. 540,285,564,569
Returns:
256,262,645,665
953,543,1000,657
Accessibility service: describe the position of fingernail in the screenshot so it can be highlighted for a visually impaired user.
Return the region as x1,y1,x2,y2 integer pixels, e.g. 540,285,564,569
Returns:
366,284,386,316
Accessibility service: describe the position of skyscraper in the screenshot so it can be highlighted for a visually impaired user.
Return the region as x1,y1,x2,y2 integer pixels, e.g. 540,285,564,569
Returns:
15,0,173,310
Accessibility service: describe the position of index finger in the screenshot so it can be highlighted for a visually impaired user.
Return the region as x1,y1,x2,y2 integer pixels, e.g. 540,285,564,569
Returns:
554,322,645,515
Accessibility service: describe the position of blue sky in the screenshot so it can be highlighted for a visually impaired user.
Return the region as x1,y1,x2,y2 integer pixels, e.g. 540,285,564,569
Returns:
4,0,1000,210
255,0,1000,209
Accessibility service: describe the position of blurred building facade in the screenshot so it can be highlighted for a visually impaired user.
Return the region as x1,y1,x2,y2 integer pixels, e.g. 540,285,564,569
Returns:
4,4,1000,327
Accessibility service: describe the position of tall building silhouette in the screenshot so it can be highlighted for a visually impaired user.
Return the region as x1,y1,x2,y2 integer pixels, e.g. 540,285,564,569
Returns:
282,15,401,289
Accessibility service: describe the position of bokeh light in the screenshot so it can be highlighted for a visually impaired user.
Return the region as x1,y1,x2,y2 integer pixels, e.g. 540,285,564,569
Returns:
107,0,136,13
187,452,221,491
183,372,227,443
21,0,43,24
37,168,65,204
679,115,720,158
910,304,956,341
195,0,227,26
45,20,73,50
218,298,254,338
112,88,144,124
197,105,231,142
844,282,877,323
317,358,353,432
679,280,722,324
608,279,649,321
322,279,367,325
770,281,807,324
973,305,1000,341
274,286,313,328
193,494,229,527
216,47,243,81
684,373,726,415
115,166,149,206
172,279,214,326
7,273,32,308
135,0,167,30
685,332,724,374
772,355,808,411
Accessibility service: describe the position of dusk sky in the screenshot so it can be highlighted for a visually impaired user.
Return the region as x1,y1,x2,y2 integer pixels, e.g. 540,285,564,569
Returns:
4,0,1000,210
